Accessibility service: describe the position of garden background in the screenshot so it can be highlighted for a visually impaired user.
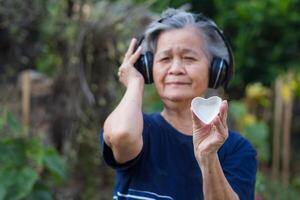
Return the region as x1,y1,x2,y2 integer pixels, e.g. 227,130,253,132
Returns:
0,0,300,199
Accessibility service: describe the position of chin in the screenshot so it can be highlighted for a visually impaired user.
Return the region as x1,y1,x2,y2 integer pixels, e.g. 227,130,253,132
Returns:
161,92,194,102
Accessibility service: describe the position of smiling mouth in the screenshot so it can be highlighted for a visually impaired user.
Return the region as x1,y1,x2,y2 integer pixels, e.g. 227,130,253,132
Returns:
165,82,191,85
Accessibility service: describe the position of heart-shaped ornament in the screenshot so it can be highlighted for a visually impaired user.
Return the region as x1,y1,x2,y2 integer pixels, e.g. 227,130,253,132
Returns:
191,96,222,124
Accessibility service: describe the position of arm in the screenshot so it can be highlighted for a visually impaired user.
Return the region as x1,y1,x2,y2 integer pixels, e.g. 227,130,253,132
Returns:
103,38,144,164
192,100,239,200
198,153,239,200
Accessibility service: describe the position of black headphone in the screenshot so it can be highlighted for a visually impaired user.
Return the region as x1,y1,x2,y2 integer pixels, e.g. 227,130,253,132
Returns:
134,15,234,89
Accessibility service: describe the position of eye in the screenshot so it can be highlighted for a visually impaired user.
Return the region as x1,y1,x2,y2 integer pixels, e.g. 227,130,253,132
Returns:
159,57,170,62
183,56,196,61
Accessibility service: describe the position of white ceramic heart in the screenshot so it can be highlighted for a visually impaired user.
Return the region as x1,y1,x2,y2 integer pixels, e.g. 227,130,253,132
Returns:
191,96,222,124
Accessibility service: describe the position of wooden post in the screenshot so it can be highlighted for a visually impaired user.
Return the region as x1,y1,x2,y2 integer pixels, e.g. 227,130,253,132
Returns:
21,71,31,134
272,78,283,181
281,72,293,186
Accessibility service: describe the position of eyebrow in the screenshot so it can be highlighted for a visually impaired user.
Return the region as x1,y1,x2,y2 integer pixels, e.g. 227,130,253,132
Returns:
156,48,201,58
181,49,199,55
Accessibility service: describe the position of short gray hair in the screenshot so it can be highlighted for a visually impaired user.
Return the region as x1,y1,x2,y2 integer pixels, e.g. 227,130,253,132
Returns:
143,8,229,64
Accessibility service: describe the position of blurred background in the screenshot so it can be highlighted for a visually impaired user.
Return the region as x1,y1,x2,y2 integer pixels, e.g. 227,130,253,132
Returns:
0,0,300,199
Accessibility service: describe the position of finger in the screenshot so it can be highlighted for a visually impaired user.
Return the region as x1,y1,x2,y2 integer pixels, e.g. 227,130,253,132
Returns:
118,70,121,77
213,116,228,139
219,100,228,128
118,74,123,83
128,46,143,63
124,38,137,60
118,66,124,75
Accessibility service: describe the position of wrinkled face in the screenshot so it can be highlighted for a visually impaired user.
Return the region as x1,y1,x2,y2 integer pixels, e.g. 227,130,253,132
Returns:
153,26,209,103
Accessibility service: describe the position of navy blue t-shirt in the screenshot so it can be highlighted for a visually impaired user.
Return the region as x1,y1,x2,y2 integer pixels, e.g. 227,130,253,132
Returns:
100,113,257,200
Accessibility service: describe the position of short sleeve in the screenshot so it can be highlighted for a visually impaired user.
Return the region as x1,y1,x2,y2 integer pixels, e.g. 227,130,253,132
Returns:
221,133,257,200
99,114,150,171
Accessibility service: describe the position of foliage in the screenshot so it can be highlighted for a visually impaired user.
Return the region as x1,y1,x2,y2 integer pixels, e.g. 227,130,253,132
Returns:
132,0,216,16
229,100,270,163
0,111,22,136
143,85,163,112
256,172,300,200
213,0,300,92
229,83,271,163
1,0,300,199
36,0,78,76
18,0,154,198
0,110,66,200
245,82,271,108
133,0,300,96
0,0,47,80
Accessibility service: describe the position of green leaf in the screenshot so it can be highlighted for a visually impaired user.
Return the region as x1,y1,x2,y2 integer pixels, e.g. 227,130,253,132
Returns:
0,111,6,131
244,122,270,162
0,186,6,200
26,189,53,200
43,148,66,181
228,101,247,121
0,138,27,167
6,112,22,135
0,167,38,200
26,138,45,168
9,168,38,200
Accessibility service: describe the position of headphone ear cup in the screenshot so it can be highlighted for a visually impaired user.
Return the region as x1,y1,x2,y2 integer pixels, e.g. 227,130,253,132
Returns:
134,51,154,84
209,57,229,89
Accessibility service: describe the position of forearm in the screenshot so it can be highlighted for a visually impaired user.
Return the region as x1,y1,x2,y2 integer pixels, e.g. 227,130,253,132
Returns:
198,153,239,200
103,79,144,162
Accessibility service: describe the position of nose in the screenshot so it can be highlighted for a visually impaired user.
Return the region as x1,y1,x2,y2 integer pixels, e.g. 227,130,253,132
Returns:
168,58,185,75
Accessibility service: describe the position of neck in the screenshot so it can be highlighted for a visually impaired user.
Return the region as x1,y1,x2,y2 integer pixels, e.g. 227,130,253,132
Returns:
161,99,193,135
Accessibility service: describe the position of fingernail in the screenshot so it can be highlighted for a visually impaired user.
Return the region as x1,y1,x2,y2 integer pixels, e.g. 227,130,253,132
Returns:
137,46,142,51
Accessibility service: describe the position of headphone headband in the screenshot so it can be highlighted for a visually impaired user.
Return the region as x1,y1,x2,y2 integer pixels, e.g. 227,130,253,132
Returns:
205,24,234,89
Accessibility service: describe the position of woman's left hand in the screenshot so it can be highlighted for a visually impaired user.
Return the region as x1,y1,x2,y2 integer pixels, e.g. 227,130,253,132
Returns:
191,100,229,163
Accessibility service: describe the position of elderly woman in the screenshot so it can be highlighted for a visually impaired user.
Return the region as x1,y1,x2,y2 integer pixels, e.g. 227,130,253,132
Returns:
100,8,256,200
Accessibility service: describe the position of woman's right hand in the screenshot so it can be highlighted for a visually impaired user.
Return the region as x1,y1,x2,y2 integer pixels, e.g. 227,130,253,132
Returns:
103,39,145,164
118,38,144,87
